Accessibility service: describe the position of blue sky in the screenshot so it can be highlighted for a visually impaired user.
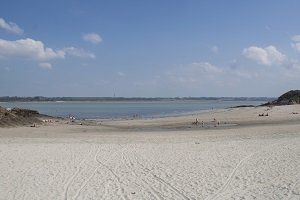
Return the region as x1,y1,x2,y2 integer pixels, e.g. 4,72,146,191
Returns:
0,0,300,97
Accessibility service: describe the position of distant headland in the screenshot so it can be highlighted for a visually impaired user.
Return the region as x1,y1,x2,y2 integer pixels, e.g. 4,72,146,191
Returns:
263,90,300,106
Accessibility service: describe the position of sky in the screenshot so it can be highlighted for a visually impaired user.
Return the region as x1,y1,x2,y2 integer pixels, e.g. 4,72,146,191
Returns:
0,0,300,97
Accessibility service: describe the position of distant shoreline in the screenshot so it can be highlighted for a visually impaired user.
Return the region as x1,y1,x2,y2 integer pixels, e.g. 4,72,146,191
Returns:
0,96,275,102
0,100,267,120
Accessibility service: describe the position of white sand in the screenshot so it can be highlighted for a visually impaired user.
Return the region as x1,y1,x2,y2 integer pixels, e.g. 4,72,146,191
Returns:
0,105,300,199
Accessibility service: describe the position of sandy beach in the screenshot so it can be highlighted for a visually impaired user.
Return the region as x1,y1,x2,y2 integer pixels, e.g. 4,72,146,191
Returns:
0,105,300,200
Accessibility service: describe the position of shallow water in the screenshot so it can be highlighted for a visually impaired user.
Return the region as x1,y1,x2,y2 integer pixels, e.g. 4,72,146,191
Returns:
0,100,265,119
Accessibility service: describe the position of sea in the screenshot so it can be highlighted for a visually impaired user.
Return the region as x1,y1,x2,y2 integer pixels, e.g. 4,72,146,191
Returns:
0,100,266,119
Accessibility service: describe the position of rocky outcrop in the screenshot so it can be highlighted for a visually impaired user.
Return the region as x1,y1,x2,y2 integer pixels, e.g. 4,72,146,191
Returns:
263,90,300,106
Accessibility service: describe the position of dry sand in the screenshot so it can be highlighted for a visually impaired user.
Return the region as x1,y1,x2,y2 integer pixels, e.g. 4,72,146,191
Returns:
0,105,300,199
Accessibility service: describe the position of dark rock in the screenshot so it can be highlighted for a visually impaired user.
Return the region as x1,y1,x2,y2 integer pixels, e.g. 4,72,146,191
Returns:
229,105,255,108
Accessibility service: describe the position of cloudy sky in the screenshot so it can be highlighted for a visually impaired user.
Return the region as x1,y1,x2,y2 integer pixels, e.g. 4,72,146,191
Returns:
0,0,300,97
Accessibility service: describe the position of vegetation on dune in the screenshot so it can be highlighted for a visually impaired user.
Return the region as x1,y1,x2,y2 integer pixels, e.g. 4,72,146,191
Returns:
263,90,300,106
0,107,41,127
277,90,300,104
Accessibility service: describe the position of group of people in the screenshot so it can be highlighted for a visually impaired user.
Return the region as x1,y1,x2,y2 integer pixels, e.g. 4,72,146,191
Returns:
193,118,220,127
69,115,76,122
258,113,269,117
193,118,204,127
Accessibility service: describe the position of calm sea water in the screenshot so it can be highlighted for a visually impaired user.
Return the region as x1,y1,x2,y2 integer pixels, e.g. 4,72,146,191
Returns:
0,100,266,119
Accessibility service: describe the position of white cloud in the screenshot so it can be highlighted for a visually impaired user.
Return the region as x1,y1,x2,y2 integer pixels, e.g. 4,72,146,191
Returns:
83,33,102,44
0,38,96,61
161,61,238,96
211,45,219,54
284,59,300,71
291,35,300,42
291,35,300,52
0,18,23,35
0,38,64,60
62,47,95,59
234,70,253,79
229,59,238,69
164,61,223,87
3,66,10,71
39,62,52,70
191,62,223,73
291,43,300,52
242,45,286,66
118,72,126,76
